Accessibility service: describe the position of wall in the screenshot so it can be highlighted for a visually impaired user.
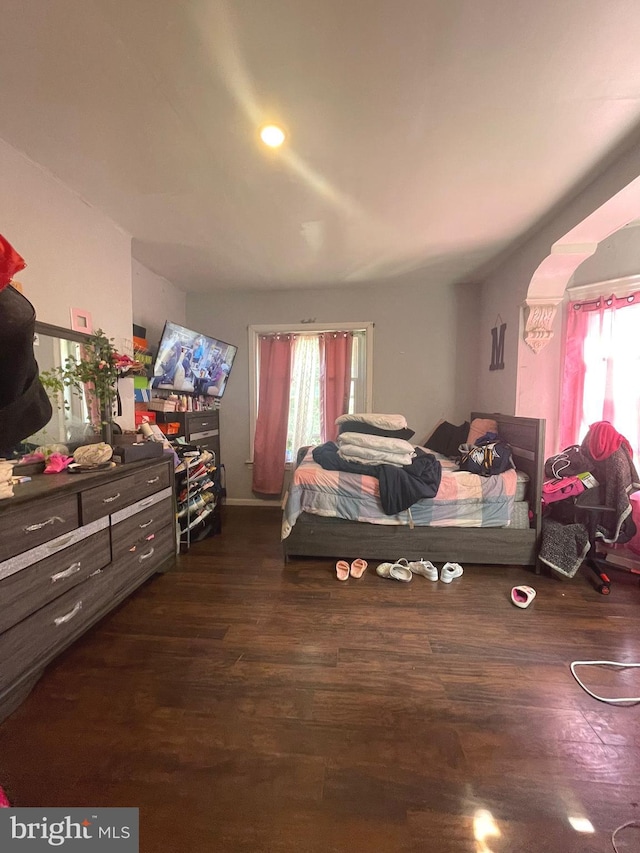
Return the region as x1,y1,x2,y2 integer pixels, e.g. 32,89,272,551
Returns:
571,222,640,287
477,138,640,456
187,278,480,502
1,137,132,349
132,258,187,354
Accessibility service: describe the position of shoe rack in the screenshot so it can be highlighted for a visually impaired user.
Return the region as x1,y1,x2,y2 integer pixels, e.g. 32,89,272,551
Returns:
175,446,220,551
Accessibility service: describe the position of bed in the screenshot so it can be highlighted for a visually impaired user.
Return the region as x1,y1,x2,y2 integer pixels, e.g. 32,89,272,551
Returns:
282,412,545,566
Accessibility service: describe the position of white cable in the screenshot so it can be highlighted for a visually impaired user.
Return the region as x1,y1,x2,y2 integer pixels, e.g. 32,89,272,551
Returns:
570,660,640,705
612,820,640,852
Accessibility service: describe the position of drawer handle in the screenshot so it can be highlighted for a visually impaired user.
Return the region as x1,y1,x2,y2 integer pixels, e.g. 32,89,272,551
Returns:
54,600,82,626
51,562,81,583
139,518,153,529
139,546,155,562
102,492,121,504
138,497,155,509
146,476,160,484
24,516,65,533
47,534,73,551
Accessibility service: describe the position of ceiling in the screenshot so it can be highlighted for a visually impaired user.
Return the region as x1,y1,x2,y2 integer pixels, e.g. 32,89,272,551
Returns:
2,0,640,292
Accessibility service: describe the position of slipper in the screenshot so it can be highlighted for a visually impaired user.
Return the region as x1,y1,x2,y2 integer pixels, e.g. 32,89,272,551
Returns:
511,585,536,608
440,562,463,583
336,560,350,581
350,558,368,578
375,562,412,582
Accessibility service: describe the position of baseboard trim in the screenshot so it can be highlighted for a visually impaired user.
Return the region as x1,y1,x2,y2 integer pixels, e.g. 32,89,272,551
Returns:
225,498,282,507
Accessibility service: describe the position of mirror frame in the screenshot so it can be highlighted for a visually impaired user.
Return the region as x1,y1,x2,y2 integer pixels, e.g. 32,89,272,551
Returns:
35,321,91,346
31,320,93,449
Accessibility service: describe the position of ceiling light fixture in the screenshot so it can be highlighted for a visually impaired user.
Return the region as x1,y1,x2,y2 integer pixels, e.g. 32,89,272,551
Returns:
260,124,286,148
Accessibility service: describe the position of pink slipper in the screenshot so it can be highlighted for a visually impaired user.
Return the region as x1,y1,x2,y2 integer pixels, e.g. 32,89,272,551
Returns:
511,585,536,608
336,560,350,581
350,558,368,578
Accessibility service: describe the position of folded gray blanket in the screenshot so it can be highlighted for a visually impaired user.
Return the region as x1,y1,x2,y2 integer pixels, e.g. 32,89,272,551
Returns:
539,518,591,578
584,445,640,544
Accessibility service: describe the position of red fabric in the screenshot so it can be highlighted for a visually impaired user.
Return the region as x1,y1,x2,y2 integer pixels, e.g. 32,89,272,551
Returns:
0,234,26,291
558,301,589,451
252,335,292,495
320,332,353,442
586,420,633,461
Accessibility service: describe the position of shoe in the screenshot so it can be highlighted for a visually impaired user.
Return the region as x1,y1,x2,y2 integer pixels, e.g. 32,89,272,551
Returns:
350,558,368,578
440,562,463,583
336,560,350,581
375,562,412,582
511,585,536,608
408,559,438,581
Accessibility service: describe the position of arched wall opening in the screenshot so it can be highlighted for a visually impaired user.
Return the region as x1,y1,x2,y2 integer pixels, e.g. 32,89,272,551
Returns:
516,175,640,455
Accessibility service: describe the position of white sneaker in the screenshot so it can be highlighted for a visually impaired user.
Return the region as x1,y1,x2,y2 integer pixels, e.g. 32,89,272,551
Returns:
408,559,438,581
440,562,463,583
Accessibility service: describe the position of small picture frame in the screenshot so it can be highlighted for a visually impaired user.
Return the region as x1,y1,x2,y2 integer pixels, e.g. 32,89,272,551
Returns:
70,308,93,334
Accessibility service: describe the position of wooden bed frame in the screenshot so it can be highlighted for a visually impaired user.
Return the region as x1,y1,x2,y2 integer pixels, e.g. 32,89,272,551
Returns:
282,413,545,567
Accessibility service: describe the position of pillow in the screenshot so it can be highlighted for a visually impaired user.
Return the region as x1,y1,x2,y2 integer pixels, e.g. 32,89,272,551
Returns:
467,417,498,446
337,421,415,441
336,413,407,431
423,420,470,457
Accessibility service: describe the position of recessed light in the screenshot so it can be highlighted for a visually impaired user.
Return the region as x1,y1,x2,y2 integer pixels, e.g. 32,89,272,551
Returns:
260,125,286,148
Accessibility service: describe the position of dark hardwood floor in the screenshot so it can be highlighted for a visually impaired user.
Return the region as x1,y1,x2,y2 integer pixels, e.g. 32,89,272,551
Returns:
1,506,640,852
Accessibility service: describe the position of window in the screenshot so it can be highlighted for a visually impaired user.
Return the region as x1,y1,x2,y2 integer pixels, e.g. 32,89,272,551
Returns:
560,285,640,459
249,323,373,463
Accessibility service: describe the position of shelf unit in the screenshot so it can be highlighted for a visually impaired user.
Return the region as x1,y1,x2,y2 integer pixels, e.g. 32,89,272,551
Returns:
174,446,221,550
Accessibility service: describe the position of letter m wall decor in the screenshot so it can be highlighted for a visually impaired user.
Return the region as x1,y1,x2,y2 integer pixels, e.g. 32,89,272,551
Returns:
490,318,506,371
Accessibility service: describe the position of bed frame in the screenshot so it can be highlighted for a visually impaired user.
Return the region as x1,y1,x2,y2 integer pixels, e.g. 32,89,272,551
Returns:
282,413,545,567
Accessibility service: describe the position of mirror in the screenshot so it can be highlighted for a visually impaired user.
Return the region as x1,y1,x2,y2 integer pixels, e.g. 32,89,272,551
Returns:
21,321,96,450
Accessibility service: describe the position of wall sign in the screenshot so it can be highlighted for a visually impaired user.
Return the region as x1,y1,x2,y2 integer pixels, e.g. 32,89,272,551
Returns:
490,316,506,370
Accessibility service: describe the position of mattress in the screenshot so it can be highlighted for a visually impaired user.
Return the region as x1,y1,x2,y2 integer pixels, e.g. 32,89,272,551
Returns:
282,449,518,539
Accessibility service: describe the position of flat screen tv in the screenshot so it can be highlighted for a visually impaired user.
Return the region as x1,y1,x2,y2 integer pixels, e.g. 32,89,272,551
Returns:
151,321,238,397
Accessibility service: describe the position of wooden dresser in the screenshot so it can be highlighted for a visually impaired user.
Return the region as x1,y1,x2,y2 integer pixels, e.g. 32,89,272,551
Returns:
154,409,220,463
0,455,175,723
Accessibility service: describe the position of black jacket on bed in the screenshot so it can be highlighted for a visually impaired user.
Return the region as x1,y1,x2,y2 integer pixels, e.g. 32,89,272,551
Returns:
312,442,442,515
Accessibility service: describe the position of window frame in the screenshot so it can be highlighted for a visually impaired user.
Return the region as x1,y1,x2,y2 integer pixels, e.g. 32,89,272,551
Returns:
247,321,374,463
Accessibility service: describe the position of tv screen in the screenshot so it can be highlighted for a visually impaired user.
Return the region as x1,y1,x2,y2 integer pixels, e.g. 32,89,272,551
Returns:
151,321,238,397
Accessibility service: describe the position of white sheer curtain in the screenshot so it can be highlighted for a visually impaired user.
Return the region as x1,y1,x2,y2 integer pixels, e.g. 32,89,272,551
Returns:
286,335,321,461
581,298,640,459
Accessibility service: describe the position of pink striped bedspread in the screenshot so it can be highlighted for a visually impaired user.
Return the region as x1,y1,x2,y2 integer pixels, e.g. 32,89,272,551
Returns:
282,449,517,539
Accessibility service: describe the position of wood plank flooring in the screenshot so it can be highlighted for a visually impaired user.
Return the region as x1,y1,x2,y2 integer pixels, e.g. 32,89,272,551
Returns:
1,506,640,852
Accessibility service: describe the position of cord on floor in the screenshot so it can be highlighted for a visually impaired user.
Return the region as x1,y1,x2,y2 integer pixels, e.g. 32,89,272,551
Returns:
612,819,640,852
570,660,640,705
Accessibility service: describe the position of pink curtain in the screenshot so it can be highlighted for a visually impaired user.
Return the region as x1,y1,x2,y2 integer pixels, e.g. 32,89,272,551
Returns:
252,334,292,495
558,301,589,450
559,291,640,454
320,332,353,442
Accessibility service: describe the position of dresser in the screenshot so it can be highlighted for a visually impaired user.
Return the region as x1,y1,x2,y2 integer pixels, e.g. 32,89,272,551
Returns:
154,410,220,464
0,456,175,723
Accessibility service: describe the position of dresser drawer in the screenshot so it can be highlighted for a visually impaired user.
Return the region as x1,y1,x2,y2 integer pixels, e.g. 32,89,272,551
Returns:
0,525,111,635
0,569,110,695
132,461,172,495
0,494,79,563
80,462,171,524
186,412,218,437
111,491,174,562
80,474,136,523
110,525,175,595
